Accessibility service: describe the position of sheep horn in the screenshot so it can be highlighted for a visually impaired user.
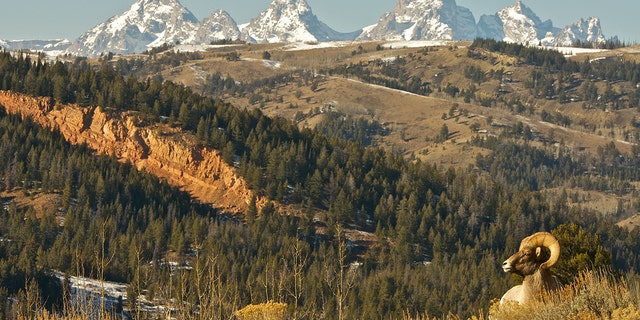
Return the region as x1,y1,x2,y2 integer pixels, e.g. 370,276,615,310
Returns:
519,232,560,269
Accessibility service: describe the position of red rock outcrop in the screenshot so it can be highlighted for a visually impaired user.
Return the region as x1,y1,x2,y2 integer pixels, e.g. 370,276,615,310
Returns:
0,90,258,215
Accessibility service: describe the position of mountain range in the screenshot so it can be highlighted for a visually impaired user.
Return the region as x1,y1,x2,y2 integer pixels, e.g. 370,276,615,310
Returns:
0,39,71,54
2,0,608,57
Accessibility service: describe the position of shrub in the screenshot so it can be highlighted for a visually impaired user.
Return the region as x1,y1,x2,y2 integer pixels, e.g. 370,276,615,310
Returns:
234,301,288,320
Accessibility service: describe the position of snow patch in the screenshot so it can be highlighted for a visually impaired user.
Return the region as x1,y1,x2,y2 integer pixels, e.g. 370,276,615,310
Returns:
263,60,282,68
283,40,355,51
383,40,453,49
53,271,178,317
539,46,608,57
241,57,282,69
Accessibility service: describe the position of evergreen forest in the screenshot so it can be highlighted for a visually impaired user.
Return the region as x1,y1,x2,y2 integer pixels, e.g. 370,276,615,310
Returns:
0,41,639,319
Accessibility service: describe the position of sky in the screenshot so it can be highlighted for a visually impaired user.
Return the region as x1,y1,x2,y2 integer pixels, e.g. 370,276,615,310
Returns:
0,0,638,44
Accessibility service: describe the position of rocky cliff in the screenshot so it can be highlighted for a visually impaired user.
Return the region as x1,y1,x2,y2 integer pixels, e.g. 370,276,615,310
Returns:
0,90,260,215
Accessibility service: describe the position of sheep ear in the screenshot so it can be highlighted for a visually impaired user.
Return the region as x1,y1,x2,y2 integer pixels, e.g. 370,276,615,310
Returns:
536,247,543,259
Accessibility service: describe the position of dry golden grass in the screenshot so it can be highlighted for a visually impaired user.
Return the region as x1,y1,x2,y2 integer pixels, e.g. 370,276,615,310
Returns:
617,214,640,231
543,187,637,227
488,270,640,320
0,189,62,219
17,310,121,320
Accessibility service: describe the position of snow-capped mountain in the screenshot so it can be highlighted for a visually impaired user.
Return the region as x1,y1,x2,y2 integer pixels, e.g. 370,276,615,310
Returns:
550,17,605,47
194,10,241,43
66,0,200,57
56,0,611,57
358,0,477,41
477,1,605,47
477,0,555,44
0,39,71,53
240,0,359,43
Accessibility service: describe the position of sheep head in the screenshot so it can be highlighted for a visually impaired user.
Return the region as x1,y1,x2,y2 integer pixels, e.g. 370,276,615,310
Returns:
502,232,560,276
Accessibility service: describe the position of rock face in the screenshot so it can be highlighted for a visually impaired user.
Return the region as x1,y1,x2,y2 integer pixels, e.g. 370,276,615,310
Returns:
358,0,477,41
240,0,359,43
0,90,259,215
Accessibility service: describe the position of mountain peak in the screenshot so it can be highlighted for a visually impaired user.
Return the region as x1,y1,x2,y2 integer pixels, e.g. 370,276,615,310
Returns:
358,0,476,41
550,16,605,46
240,0,357,43
272,0,310,9
514,0,522,10
478,0,605,46
477,0,555,44
66,0,199,56
195,10,241,43
263,0,313,18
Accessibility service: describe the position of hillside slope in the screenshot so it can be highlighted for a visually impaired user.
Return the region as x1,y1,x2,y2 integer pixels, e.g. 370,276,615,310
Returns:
0,90,259,215
141,41,640,224
0,43,640,319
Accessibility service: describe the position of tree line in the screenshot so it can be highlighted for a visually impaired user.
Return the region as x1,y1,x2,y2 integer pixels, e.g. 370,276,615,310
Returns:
469,38,640,110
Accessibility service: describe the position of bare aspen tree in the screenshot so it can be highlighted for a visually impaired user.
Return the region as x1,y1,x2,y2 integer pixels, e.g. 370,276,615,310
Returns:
286,238,309,320
194,244,223,320
196,249,232,319
127,237,143,320
56,246,102,319
192,241,208,320
166,269,174,319
208,254,225,318
263,259,271,301
96,221,115,319
325,223,357,320
261,257,285,303
18,278,40,319
72,245,90,318
198,243,239,319
175,267,191,319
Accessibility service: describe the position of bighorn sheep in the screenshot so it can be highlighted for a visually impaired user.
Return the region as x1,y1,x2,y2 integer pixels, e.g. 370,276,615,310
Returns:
501,232,561,304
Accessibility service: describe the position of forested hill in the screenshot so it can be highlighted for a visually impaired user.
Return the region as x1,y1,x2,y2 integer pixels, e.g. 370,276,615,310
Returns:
0,45,639,319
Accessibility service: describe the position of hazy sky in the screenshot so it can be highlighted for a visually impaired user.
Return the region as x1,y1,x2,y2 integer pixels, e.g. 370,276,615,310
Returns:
0,0,637,43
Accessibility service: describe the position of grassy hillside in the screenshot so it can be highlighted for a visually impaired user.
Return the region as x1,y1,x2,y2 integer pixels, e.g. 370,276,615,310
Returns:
488,270,640,320
136,40,640,225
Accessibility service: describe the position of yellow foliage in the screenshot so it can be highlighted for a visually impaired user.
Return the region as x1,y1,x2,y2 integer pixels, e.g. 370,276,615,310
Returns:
234,300,288,320
611,305,640,320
